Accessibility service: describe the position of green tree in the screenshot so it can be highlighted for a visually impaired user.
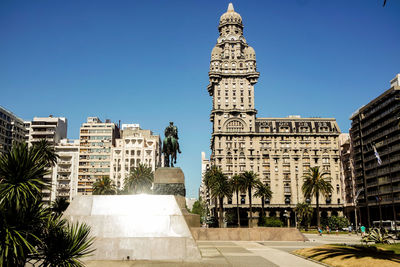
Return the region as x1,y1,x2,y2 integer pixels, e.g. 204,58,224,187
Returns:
294,202,313,230
241,171,261,228
203,166,221,226
92,176,116,195
124,163,153,194
209,170,231,228
254,182,272,219
230,175,245,227
51,197,70,216
191,198,205,223
302,166,333,228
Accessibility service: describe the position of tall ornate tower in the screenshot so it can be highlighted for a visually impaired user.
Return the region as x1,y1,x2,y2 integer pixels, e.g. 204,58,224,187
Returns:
208,3,259,168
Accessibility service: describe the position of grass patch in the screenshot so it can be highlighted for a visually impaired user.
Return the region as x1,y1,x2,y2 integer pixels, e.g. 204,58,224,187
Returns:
294,244,400,267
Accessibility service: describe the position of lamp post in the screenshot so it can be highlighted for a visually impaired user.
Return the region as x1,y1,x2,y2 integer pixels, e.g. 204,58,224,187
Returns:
284,210,290,227
354,188,364,234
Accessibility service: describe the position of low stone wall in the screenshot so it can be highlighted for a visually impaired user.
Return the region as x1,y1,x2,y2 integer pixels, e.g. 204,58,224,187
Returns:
183,213,200,228
190,227,307,241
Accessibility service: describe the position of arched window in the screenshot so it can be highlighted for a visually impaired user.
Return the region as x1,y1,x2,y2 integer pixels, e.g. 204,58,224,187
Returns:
226,120,244,132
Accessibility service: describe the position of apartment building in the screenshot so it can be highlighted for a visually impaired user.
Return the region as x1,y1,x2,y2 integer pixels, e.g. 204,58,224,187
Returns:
28,116,67,146
51,139,79,202
78,117,120,195
110,124,161,190
199,152,211,203
28,116,67,204
339,133,357,222
350,74,400,226
0,106,27,154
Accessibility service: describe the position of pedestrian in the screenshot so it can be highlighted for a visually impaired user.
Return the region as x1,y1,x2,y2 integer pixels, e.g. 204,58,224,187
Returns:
360,225,366,237
348,225,352,235
336,229,339,235
318,227,322,236
326,225,330,234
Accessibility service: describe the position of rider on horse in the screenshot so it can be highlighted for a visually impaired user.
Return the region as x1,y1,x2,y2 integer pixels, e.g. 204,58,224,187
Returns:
162,122,181,167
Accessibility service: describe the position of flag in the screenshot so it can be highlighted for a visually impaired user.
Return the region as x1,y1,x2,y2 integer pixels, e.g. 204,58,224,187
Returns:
373,145,382,165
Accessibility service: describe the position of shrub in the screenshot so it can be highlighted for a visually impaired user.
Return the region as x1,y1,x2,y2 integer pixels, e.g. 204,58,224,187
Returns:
260,217,283,227
321,216,349,230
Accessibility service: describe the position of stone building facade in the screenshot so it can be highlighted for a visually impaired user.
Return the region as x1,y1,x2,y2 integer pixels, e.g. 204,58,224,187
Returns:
110,124,161,190
205,4,343,225
350,74,400,227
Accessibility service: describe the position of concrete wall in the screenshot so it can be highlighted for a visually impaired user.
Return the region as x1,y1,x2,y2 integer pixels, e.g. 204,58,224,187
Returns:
190,227,307,241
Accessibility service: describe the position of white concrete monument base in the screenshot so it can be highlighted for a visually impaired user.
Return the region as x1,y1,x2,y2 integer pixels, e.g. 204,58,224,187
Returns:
63,195,201,261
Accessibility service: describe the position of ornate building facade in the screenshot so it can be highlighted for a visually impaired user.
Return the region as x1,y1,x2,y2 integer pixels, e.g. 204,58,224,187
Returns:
110,124,161,190
206,3,343,226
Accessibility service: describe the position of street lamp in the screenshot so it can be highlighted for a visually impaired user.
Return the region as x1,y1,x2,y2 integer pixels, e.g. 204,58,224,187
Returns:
354,188,364,234
283,210,290,227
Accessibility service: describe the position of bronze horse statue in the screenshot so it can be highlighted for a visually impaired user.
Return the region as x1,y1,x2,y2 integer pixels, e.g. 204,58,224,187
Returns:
162,122,181,167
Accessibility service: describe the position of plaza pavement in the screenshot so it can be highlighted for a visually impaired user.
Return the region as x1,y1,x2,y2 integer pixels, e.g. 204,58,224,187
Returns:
85,234,362,266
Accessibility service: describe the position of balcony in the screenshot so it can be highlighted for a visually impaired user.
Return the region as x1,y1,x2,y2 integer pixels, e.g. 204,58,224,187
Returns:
58,168,71,173
284,187,291,194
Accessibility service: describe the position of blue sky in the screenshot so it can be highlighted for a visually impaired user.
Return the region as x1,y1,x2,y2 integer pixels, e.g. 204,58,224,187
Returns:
1,0,399,198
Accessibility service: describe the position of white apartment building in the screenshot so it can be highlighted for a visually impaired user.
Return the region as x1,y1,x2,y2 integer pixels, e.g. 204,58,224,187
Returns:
28,116,67,146
28,116,67,205
110,124,161,190
199,152,211,203
78,117,119,195
51,139,79,202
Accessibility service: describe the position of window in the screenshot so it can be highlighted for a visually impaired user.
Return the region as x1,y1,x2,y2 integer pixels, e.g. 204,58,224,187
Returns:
226,120,244,132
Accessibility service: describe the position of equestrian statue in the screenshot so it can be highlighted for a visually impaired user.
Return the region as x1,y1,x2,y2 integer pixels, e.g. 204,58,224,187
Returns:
162,122,181,167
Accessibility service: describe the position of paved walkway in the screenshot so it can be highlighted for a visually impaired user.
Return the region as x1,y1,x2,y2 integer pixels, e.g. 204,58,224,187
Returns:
85,234,363,266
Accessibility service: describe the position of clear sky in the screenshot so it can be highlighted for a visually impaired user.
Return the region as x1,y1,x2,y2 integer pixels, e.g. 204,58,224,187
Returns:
1,0,399,198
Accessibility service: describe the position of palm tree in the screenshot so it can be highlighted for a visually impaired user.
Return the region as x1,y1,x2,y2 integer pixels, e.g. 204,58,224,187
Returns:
31,139,58,167
254,182,272,219
209,171,231,228
51,197,70,216
0,142,48,210
124,163,153,194
294,202,313,230
0,143,95,266
302,166,333,228
230,175,244,227
203,165,221,224
241,171,261,228
92,176,116,195
34,215,95,267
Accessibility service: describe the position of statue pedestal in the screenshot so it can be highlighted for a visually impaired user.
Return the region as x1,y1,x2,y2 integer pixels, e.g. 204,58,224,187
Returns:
63,195,201,261
153,167,186,197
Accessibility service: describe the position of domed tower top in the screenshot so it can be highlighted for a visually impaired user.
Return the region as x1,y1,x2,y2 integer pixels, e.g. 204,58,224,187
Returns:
219,3,243,30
